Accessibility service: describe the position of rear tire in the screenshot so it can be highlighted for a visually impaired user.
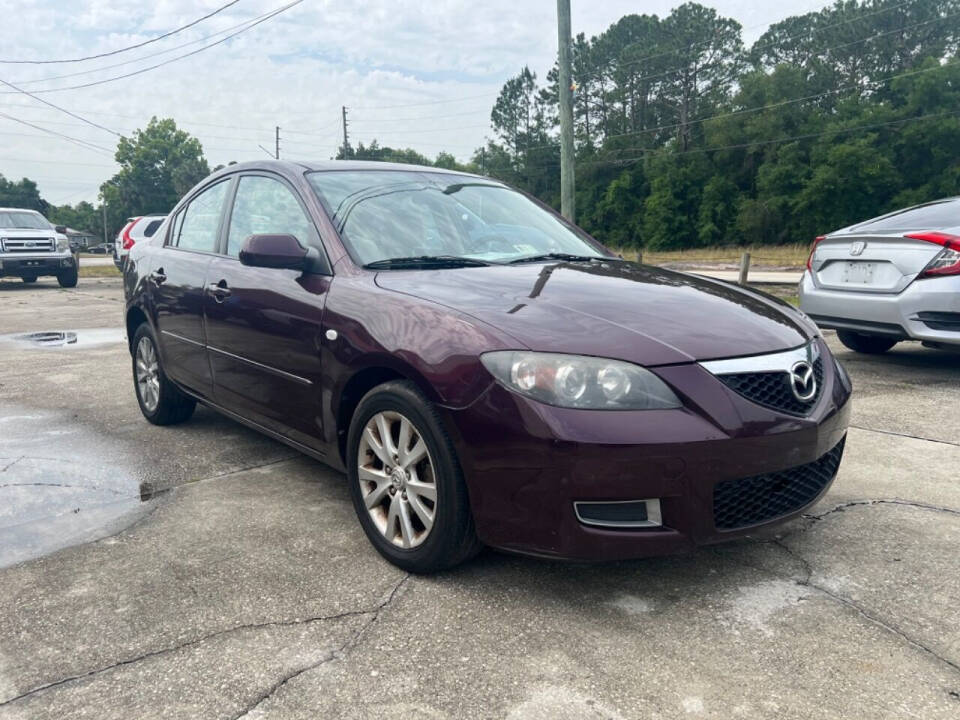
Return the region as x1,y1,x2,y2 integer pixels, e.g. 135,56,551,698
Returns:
131,323,196,425
21,275,37,284
346,380,482,573
837,330,898,354
57,265,78,288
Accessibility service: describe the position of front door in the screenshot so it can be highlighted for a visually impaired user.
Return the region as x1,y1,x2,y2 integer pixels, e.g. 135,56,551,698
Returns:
204,173,331,448
150,179,232,398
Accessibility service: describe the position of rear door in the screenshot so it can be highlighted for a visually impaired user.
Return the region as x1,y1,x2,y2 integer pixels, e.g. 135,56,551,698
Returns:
150,179,232,399
811,200,960,293
204,172,331,447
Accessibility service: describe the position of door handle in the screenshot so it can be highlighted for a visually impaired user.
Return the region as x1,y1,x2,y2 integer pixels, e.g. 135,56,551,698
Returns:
208,279,231,302
149,268,166,284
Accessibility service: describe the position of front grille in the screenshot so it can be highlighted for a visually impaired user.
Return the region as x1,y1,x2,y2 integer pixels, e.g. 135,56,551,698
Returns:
2,237,55,253
713,438,845,530
718,356,824,416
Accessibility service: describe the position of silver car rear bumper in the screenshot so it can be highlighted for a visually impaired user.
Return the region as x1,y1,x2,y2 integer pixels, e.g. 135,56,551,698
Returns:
799,271,960,345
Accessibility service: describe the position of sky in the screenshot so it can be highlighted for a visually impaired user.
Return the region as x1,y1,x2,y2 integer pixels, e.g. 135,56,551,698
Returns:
0,0,828,206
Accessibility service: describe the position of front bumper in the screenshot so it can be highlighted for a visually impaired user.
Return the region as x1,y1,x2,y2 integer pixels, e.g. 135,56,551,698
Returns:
444,339,851,561
0,253,75,277
799,271,960,345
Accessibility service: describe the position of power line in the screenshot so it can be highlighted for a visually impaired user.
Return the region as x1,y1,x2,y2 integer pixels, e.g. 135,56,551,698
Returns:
575,0,917,86
0,0,304,95
9,4,279,86
349,91,498,111
514,57,958,155
0,76,123,136
0,1,240,64
524,109,960,171
0,111,113,154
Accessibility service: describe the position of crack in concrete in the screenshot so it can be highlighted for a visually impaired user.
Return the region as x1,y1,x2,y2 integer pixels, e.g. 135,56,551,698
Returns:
0,576,410,709
849,424,960,448
757,537,960,681
805,498,960,522
0,482,126,496
229,574,411,720
0,457,24,474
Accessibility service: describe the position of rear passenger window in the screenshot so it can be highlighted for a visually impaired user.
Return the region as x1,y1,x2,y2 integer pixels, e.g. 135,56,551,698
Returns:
176,181,229,253
143,219,164,237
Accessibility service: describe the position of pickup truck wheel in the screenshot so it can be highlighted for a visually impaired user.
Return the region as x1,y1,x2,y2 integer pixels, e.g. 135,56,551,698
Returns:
347,380,482,573
836,330,898,354
21,275,37,284
57,266,78,288
131,323,196,425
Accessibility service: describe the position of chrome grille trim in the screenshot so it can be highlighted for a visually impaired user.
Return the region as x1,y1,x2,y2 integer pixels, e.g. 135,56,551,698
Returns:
699,340,820,376
1,237,56,253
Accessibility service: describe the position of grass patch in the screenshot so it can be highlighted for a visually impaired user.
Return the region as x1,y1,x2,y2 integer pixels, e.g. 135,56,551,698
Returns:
613,244,809,269
79,264,121,278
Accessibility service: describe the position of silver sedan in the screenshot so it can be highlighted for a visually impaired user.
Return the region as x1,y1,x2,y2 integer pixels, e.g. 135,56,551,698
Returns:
799,198,960,353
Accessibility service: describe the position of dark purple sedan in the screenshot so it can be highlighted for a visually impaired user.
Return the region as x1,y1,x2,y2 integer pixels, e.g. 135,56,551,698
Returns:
123,160,851,572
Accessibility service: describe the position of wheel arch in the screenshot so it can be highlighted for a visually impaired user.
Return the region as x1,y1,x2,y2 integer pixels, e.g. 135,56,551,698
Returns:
125,305,149,355
334,358,442,465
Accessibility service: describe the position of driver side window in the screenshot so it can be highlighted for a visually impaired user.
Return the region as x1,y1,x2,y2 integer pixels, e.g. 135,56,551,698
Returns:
226,176,314,257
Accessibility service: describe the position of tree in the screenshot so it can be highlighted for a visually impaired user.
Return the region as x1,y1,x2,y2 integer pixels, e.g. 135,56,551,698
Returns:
0,175,46,212
100,117,209,232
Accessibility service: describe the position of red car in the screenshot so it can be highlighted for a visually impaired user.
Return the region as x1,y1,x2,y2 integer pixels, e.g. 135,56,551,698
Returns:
123,161,851,572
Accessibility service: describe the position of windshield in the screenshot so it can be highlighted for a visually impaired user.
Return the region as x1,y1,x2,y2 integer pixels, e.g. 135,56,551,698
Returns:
0,211,52,230
306,170,606,265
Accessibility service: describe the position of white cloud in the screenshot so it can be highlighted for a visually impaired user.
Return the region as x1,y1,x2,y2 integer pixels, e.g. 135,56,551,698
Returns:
0,0,825,205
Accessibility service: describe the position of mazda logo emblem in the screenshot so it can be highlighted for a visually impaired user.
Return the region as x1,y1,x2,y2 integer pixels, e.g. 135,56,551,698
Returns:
26,241,36,247
790,361,817,402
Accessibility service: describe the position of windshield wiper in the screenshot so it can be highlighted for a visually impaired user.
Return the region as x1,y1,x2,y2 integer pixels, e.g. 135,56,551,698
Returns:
363,255,492,270
508,252,603,264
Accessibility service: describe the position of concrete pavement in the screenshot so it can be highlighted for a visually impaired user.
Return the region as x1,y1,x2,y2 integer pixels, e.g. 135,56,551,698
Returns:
0,276,957,719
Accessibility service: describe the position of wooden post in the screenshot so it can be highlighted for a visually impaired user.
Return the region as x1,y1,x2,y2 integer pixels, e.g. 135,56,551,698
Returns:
556,0,575,222
738,252,751,285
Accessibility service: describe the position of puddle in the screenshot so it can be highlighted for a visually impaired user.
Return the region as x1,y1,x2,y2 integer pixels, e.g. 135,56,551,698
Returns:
0,407,161,568
0,328,125,350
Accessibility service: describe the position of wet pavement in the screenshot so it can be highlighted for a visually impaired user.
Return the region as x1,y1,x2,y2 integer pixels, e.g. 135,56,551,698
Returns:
0,277,958,719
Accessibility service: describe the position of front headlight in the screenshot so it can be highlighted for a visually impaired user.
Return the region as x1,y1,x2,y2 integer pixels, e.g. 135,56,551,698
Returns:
56,236,69,252
480,351,682,410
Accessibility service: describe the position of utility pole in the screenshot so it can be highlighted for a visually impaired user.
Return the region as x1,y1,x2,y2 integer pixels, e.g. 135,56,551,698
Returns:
102,203,107,243
556,0,575,222
341,106,349,158
275,126,280,159
481,146,486,175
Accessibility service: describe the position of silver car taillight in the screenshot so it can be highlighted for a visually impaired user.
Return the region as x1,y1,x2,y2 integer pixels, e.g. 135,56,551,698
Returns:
908,231,960,278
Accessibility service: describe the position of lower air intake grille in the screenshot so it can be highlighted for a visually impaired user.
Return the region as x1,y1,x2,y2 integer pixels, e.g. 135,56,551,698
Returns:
718,356,824,416
713,438,845,530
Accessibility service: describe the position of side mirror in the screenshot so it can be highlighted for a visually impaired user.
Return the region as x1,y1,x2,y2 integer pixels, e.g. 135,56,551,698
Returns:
55,225,67,234
239,234,310,270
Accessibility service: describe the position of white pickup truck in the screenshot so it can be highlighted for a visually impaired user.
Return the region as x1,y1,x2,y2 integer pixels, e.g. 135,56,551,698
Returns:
0,207,78,287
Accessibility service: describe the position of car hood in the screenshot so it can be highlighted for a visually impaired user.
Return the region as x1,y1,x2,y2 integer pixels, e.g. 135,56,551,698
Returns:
0,228,57,237
375,260,812,366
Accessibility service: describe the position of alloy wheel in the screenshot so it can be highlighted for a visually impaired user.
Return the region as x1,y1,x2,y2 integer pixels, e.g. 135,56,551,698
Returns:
135,336,160,413
357,410,437,548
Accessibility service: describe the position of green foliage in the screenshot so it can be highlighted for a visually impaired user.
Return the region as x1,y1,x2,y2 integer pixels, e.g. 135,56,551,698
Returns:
100,117,209,235
0,175,46,212
478,0,960,249
47,201,102,236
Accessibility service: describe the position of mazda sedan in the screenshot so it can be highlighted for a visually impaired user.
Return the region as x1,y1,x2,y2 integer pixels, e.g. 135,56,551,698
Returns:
124,160,851,572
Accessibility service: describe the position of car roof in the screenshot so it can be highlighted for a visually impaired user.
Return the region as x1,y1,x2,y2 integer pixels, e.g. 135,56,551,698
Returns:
207,159,483,179
0,207,44,213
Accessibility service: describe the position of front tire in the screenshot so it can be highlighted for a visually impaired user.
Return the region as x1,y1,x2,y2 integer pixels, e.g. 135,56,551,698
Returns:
57,265,78,288
837,330,898,354
346,380,481,573
131,323,196,425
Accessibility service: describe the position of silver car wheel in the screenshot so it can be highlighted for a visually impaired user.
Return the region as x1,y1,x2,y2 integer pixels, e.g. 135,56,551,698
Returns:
135,336,160,413
357,410,437,549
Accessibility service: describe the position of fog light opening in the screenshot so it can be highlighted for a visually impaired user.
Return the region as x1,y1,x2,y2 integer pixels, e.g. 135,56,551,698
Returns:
574,499,663,529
